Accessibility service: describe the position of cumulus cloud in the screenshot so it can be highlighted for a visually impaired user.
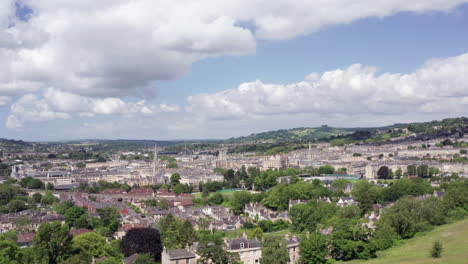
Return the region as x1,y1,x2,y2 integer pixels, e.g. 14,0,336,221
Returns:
0,96,11,106
6,88,180,129
188,52,468,120
0,0,467,97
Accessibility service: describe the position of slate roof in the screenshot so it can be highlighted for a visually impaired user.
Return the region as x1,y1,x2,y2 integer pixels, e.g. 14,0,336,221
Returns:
226,238,261,250
167,249,196,260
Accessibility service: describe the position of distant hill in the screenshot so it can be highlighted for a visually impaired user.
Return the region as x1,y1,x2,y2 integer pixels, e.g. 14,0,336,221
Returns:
0,138,33,150
225,124,403,143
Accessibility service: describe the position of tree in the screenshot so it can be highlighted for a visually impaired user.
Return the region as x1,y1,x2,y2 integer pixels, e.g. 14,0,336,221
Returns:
33,222,73,264
377,166,389,179
407,165,417,176
395,168,402,179
121,228,163,261
230,191,252,215
378,197,429,239
207,192,224,205
32,193,42,203
96,207,120,233
196,233,240,264
181,220,196,246
170,173,181,186
72,232,110,259
134,253,158,264
351,181,382,212
260,236,289,264
64,206,87,227
0,239,22,264
299,232,328,264
431,241,443,258
7,200,27,213
41,191,58,205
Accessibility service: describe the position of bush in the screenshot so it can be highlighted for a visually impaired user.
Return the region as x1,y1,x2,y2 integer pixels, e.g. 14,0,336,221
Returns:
431,241,443,258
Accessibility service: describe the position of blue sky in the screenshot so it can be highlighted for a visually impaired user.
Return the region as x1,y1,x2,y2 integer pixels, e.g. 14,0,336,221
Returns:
0,1,467,140
159,5,468,103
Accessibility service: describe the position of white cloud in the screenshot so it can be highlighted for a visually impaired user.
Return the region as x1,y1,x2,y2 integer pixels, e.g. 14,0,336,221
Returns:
0,0,467,97
188,52,468,120
6,88,180,129
0,96,11,106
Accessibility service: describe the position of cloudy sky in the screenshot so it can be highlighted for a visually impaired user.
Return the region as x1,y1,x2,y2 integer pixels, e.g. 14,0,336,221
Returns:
1,0,468,141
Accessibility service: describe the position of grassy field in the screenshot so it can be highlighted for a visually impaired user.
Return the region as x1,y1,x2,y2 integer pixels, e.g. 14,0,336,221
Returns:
343,218,468,264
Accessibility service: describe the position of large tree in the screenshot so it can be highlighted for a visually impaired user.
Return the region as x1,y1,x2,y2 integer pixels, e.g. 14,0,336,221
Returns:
260,236,289,264
33,222,73,264
299,232,328,264
121,228,163,261
377,166,389,179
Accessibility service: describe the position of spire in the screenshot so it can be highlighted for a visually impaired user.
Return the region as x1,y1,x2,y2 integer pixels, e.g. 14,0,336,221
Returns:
153,144,159,176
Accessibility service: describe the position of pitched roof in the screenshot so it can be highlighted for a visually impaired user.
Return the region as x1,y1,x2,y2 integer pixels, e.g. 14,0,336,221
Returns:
17,233,35,243
123,253,139,264
70,228,92,237
226,238,261,250
167,249,196,260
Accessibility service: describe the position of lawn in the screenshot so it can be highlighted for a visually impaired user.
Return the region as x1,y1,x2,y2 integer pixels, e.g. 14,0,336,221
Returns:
343,218,468,264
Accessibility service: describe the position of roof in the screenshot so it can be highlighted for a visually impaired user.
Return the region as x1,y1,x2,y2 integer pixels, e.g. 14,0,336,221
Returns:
70,228,92,237
123,253,139,264
17,233,35,243
167,249,196,260
118,224,144,232
127,188,154,195
226,238,261,250
102,188,126,195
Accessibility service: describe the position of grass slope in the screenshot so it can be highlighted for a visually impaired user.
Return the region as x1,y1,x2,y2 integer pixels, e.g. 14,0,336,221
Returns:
345,218,468,264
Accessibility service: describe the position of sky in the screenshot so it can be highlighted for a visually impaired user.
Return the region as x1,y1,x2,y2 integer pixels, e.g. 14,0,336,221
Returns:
0,0,467,141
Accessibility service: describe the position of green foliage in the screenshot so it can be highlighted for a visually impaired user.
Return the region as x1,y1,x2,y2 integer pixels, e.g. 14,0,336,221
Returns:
378,197,434,239
72,232,118,259
33,222,73,264
351,181,382,212
230,191,253,215
134,253,158,264
0,239,22,264
96,207,120,233
167,161,178,168
19,177,45,189
159,215,195,249
196,232,241,264
64,206,87,227
41,191,59,205
382,178,433,202
170,173,181,186
257,220,290,232
290,201,339,232
32,193,42,203
430,240,443,258
260,236,289,264
299,232,329,264
0,183,24,205
172,183,193,194
207,192,224,205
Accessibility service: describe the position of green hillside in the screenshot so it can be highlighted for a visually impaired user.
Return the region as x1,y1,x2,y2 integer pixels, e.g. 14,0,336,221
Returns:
226,126,361,143
344,218,468,264
226,117,467,144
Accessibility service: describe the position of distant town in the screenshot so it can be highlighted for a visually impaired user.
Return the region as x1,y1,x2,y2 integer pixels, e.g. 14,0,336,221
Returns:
0,117,467,264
